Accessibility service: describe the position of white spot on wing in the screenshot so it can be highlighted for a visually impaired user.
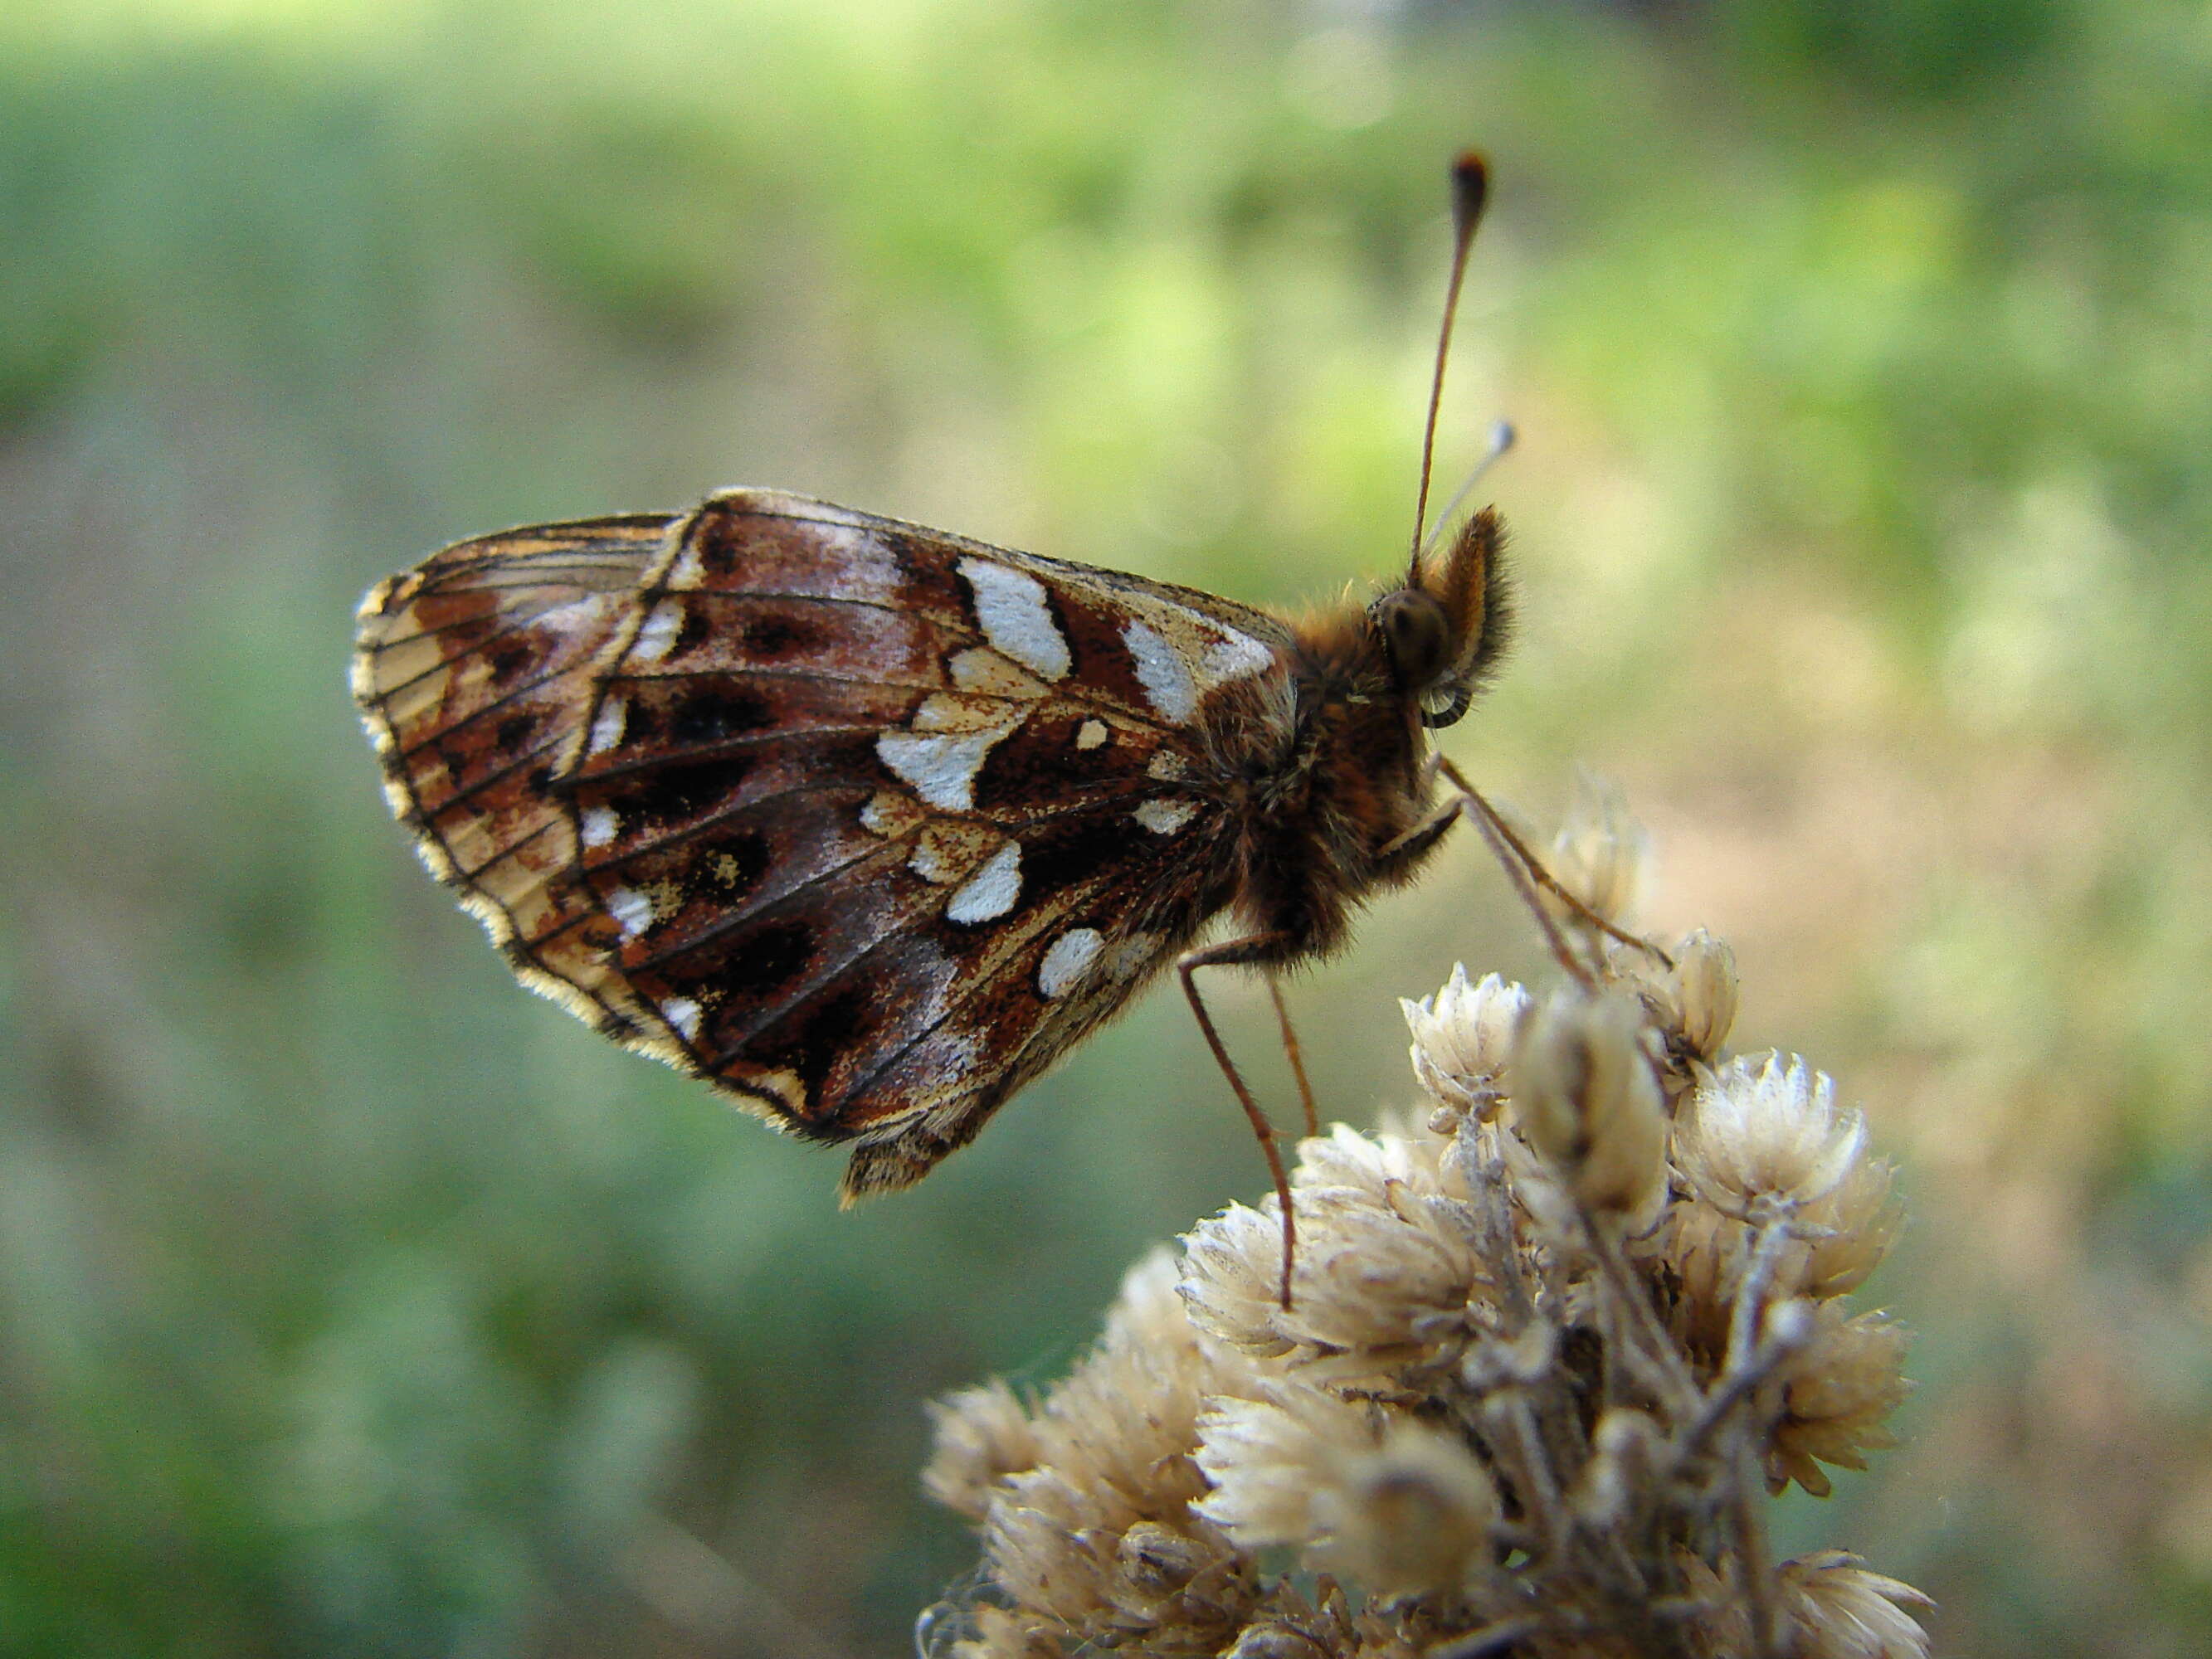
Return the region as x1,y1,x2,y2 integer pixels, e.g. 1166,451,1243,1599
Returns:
960,557,1070,680
877,729,1000,812
945,840,1022,924
810,521,899,596
663,996,702,1041
1075,718,1108,750
632,600,685,664
607,885,654,937
580,805,619,848
666,539,705,589
1037,927,1104,998
1123,620,1197,722
1201,630,1274,686
1134,798,1199,834
587,697,628,756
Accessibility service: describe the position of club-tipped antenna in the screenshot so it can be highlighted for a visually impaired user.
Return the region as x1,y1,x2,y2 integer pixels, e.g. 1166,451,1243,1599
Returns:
1407,150,1491,582
1418,420,1516,562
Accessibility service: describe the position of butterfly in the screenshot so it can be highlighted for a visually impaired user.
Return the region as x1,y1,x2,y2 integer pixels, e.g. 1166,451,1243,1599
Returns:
352,155,1522,1292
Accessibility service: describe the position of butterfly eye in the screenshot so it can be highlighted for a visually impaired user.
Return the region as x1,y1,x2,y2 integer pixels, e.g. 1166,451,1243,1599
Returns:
1371,589,1453,691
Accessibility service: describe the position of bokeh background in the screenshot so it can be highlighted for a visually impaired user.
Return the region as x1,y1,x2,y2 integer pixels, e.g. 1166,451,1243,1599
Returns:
5,0,2210,1653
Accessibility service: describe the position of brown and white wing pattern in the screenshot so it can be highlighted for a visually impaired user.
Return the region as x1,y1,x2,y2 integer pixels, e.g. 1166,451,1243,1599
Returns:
353,489,1294,1198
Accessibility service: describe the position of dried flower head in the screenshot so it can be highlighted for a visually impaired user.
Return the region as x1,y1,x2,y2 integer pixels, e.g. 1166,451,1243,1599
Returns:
1402,965,1529,1113
923,795,1927,1659
1311,1418,1498,1598
1800,1148,1903,1299
1182,1126,1493,1379
1194,1388,1496,1598
923,1379,1043,1520
1676,1052,1869,1218
1679,1550,1932,1659
1771,1305,1912,1496
1550,770,1649,926
1780,1550,1936,1659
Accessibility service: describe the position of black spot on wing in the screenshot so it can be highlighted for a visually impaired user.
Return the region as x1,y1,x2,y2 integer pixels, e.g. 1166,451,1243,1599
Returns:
700,828,774,898
606,751,761,830
716,920,813,998
669,687,775,745
743,980,876,1112
742,612,823,659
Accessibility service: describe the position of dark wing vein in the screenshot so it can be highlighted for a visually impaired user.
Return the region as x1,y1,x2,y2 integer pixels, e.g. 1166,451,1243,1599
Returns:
394,667,584,761
368,601,607,676
564,725,885,788
624,834,893,978
406,735,568,820
574,780,869,869
454,815,566,884
831,867,1136,1109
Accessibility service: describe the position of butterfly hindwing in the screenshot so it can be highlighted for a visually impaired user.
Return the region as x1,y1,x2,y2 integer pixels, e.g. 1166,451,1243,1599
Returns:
354,489,1294,1194
353,513,680,1044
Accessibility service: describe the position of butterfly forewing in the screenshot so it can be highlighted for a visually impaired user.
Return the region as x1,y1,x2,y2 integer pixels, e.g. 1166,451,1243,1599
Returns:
355,489,1294,1195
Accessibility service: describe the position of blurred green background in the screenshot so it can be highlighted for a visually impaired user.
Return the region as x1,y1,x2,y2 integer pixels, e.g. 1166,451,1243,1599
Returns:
4,0,2210,1653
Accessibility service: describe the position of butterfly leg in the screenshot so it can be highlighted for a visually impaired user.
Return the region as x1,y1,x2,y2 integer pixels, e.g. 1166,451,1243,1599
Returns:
1266,977,1320,1139
1179,934,1303,1310
1367,788,1600,986
1437,758,1674,971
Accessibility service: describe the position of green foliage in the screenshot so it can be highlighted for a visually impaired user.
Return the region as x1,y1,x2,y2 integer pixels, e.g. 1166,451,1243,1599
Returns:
3,1,2210,1654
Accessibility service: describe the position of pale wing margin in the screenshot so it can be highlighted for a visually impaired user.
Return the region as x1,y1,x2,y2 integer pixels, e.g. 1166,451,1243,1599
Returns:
352,513,683,1059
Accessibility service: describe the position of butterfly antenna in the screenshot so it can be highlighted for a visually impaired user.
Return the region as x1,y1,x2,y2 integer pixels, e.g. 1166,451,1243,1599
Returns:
1418,419,1516,562
1407,150,1491,584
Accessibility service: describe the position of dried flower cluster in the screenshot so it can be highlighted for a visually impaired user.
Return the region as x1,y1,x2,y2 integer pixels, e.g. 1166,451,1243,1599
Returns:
922,787,1928,1658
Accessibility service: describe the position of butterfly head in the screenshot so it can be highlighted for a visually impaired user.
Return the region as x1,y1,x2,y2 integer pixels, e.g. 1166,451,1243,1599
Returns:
1370,504,1511,729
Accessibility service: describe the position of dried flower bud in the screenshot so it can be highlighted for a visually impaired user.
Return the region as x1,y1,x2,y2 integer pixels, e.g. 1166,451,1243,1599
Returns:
1193,1387,1380,1547
1674,1053,1867,1218
1669,928,1739,1058
1654,1195,1737,1361
1403,966,1529,1112
1181,1201,1299,1359
923,1380,1042,1520
1779,1550,1934,1659
1576,1407,1667,1529
1115,1521,1215,1597
1550,771,1649,925
1771,1306,1912,1497
1312,1420,1498,1598
1221,1622,1332,1659
1183,1129,1490,1372
1196,1385,1495,1601
1678,1550,1930,1659
943,1603,1057,1659
984,1471,1116,1626
1513,990,1669,1233
1800,1152,1902,1299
